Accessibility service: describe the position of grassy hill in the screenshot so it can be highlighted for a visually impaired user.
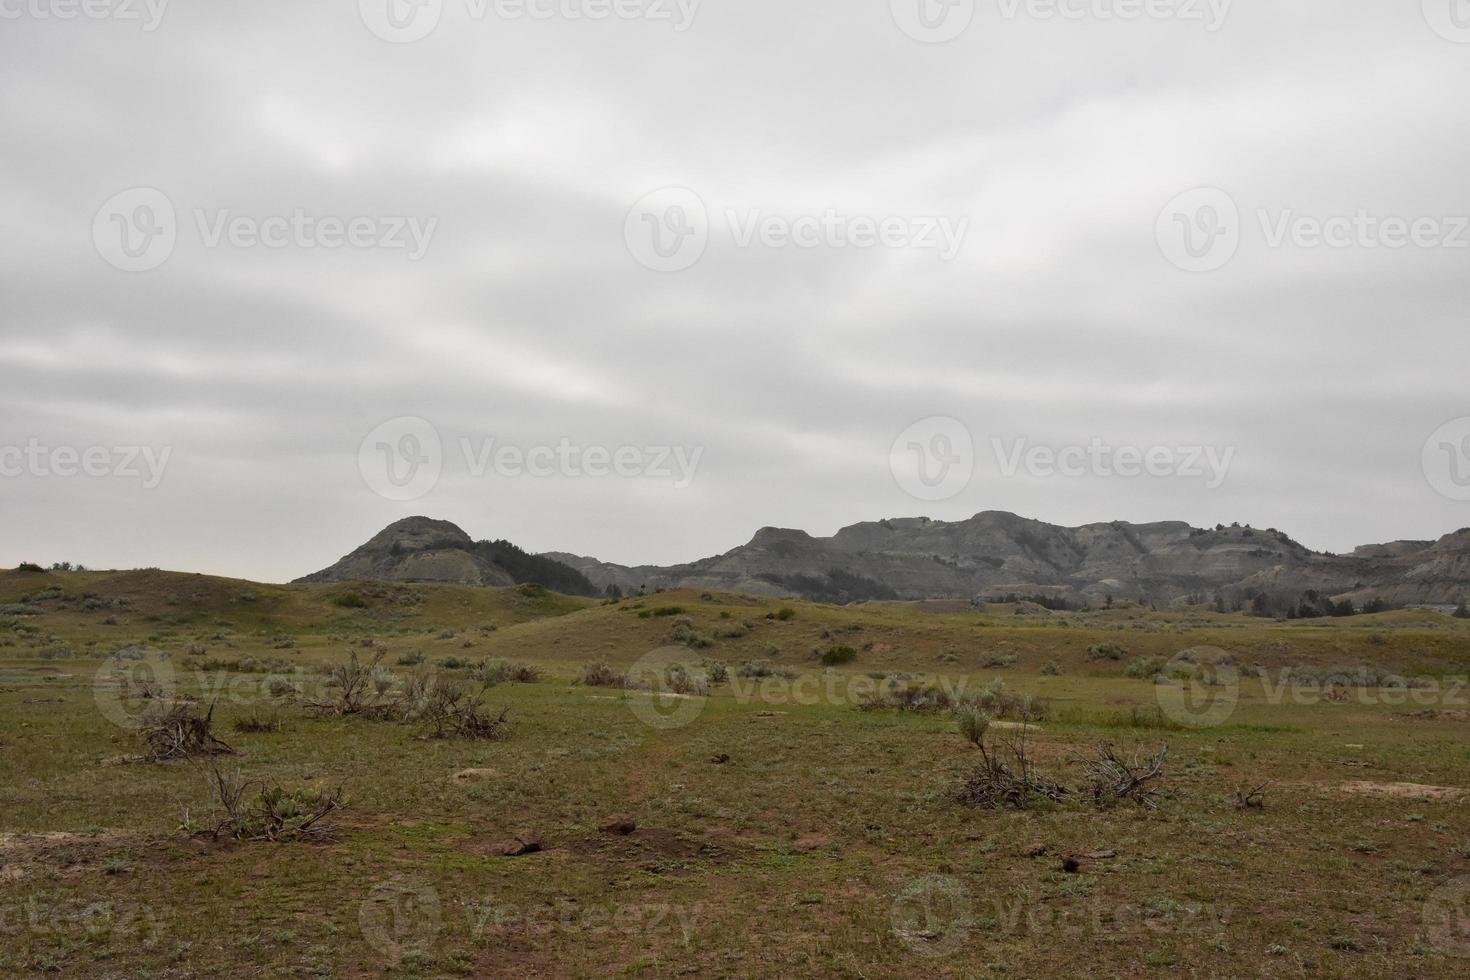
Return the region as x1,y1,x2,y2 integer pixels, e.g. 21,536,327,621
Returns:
4,567,1470,976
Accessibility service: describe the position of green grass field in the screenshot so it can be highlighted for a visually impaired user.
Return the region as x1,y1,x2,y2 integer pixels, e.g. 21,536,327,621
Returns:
4,567,1470,978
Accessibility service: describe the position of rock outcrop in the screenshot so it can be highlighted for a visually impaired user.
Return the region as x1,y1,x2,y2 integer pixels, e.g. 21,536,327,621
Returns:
549,512,1470,609
296,517,597,595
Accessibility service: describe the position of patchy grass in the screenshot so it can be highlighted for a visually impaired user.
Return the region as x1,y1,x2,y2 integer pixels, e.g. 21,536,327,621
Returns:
2,571,1470,976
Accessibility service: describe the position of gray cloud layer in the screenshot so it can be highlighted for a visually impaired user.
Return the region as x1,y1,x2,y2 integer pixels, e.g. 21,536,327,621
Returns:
2,1,1468,581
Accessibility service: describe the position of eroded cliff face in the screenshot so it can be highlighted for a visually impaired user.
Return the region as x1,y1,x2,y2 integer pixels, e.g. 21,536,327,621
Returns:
549,513,1470,607
294,517,514,587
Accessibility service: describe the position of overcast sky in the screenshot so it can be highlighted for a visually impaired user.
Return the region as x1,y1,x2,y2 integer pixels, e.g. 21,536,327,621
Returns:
2,1,1469,582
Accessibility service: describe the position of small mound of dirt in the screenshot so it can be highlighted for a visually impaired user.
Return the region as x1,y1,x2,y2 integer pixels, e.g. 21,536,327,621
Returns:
452,768,501,783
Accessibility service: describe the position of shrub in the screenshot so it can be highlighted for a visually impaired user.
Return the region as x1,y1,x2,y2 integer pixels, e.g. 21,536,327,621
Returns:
954,722,1064,810
1125,656,1165,679
672,621,714,649
980,654,1017,669
737,660,797,680
139,702,235,762
1077,744,1168,810
16,562,44,573
579,661,625,688
197,762,344,842
233,712,285,734
956,706,990,748
475,659,541,685
396,652,426,667
332,593,368,609
821,645,858,666
305,652,398,717
662,662,709,696
701,659,729,684
775,607,796,621
1040,661,1063,676
1087,643,1127,662
417,680,510,740
954,679,1043,722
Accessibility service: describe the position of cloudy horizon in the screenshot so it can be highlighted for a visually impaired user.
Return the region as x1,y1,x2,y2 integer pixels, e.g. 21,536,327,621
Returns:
3,1,1470,583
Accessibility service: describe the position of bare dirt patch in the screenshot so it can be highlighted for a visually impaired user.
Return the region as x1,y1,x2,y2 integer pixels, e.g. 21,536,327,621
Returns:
0,831,135,881
565,826,735,872
1340,781,1466,801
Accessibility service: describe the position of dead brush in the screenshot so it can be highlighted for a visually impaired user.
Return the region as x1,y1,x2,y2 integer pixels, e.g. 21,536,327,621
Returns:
192,761,344,842
954,714,1067,810
138,700,234,762
417,678,510,740
1234,781,1269,810
303,652,400,718
1078,743,1169,810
